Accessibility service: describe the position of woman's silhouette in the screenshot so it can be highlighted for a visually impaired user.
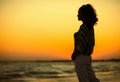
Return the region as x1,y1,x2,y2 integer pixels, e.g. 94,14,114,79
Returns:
72,4,100,82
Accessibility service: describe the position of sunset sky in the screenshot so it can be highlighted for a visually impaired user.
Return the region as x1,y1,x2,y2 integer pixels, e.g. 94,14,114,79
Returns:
0,0,120,60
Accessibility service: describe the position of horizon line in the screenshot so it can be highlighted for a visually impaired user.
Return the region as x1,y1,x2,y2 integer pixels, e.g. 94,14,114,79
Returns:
0,59,120,62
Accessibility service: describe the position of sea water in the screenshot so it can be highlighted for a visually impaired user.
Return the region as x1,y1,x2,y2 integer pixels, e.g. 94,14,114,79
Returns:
0,61,120,82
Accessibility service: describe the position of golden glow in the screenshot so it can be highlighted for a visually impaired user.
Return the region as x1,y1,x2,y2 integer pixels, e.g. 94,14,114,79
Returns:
0,0,120,60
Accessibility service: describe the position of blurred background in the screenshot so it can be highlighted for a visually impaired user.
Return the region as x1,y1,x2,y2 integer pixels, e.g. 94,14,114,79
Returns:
0,0,120,82
0,0,120,61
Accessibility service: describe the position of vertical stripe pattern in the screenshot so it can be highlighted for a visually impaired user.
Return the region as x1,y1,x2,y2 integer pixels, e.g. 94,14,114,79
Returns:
74,24,95,56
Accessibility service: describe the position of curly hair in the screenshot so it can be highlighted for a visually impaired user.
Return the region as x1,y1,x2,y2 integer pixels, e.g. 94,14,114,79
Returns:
79,4,98,26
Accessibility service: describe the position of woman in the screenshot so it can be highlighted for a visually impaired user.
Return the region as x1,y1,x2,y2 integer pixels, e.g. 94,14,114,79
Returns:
72,4,100,82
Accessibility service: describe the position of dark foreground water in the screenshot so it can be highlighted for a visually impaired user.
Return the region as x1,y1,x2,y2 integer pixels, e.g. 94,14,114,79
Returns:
0,61,120,82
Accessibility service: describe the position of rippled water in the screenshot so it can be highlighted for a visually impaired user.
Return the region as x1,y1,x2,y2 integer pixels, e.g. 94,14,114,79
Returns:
0,61,120,82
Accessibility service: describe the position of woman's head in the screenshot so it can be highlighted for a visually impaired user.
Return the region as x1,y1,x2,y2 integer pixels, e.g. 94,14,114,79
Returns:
78,4,98,26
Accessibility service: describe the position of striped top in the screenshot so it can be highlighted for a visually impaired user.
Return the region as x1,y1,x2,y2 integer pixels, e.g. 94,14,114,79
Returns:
73,24,95,56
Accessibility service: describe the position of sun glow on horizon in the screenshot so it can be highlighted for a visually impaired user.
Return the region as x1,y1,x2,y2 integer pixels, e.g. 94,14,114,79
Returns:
0,0,120,60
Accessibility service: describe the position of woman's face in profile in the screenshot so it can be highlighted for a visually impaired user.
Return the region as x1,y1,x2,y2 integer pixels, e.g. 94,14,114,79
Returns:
77,10,83,21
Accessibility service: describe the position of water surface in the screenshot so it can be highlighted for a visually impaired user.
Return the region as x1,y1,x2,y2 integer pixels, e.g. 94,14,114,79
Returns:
0,61,120,82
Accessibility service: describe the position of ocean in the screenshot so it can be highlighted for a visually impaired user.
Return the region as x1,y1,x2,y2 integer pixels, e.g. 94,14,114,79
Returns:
0,61,120,82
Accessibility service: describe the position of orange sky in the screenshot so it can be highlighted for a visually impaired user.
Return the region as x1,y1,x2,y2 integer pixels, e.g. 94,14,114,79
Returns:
0,0,120,60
